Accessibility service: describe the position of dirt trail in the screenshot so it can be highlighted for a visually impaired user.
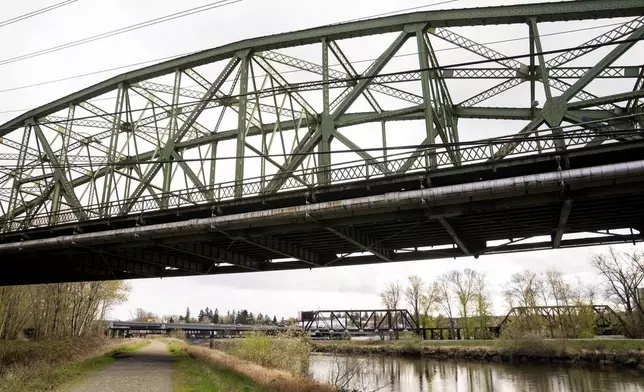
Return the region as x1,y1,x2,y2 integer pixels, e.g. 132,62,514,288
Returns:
70,340,176,392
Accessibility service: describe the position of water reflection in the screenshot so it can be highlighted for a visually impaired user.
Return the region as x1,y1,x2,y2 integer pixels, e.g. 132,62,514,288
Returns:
308,354,644,392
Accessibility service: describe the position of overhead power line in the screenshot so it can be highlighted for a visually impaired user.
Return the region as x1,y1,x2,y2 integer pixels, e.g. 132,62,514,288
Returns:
338,0,460,23
0,0,243,67
0,16,633,105
0,0,78,29
3,35,640,132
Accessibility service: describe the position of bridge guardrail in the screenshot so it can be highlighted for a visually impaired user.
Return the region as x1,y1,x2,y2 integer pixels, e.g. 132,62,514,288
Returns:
0,128,635,233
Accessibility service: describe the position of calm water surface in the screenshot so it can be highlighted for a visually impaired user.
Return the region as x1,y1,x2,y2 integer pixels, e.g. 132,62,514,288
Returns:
308,353,644,392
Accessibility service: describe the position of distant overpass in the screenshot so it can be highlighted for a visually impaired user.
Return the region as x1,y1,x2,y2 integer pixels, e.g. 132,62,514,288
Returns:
107,320,288,337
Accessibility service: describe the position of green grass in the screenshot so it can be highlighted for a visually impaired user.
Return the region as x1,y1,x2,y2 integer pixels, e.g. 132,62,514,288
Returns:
0,339,150,392
316,337,644,352
168,342,275,392
107,340,151,355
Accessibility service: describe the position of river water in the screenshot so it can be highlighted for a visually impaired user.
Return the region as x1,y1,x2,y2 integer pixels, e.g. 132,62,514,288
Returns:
308,353,644,392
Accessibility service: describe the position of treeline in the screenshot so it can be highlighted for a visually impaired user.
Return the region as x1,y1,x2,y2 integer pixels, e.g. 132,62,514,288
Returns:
382,247,644,338
0,281,129,340
132,306,284,326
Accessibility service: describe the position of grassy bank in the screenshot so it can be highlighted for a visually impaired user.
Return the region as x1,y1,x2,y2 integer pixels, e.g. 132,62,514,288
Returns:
168,339,335,392
312,338,644,368
0,338,149,392
208,335,311,376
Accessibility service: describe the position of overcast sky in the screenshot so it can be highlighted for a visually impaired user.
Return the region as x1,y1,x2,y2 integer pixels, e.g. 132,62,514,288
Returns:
1,0,642,321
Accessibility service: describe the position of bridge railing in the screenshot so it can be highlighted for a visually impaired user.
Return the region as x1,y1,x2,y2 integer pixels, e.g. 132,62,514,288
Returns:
0,128,631,233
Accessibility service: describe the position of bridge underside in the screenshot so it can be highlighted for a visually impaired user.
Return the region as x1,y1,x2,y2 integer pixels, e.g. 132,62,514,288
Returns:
2,142,643,286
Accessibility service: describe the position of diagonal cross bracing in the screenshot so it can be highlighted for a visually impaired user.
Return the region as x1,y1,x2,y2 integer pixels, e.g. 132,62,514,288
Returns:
331,31,410,121
437,217,470,255
32,122,87,221
120,57,240,214
324,226,393,263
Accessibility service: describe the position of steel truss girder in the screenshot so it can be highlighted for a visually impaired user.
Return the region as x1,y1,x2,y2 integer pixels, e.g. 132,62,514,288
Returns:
441,66,641,79
303,309,418,332
491,22,644,159
1,1,643,235
2,0,643,134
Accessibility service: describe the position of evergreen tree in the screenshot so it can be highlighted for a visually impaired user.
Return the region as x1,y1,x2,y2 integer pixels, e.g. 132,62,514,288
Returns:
213,308,220,324
185,307,191,323
169,316,175,323
179,315,184,322
272,315,277,325
198,309,205,322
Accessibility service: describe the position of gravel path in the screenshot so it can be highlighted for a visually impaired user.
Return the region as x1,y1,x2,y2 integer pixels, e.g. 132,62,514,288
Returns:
70,340,176,392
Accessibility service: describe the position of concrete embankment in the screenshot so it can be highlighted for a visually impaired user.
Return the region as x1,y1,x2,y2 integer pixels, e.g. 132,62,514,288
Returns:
312,340,644,369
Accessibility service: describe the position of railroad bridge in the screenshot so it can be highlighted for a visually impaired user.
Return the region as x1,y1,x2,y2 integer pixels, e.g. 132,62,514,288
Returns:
0,0,643,285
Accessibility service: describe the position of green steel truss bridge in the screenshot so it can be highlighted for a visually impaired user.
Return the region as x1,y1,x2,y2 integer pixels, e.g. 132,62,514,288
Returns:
0,0,643,285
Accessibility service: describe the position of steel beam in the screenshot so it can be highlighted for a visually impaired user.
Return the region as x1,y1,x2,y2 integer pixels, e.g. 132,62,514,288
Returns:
324,226,393,263
219,231,322,267
436,217,470,255
553,199,573,248
331,31,409,120
2,0,642,135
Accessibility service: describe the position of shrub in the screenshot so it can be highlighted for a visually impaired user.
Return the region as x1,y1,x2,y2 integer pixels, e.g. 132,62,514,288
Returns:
233,332,311,376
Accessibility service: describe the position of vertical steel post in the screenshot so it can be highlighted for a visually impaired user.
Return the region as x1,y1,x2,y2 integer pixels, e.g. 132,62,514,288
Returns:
3,124,31,232
417,30,436,168
101,84,125,217
235,52,250,198
319,38,332,186
529,22,536,119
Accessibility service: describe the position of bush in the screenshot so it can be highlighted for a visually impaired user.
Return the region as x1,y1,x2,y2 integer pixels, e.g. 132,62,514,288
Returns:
233,332,311,376
0,337,107,371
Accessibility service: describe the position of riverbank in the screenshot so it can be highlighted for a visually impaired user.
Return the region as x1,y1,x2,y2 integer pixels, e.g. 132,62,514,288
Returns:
312,338,644,368
168,338,335,392
0,337,149,392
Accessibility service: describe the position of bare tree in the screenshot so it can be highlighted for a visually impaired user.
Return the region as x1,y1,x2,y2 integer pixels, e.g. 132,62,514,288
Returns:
404,275,425,326
131,308,159,322
447,269,482,337
591,247,644,337
503,270,542,309
420,283,439,325
0,281,129,340
433,276,456,337
380,281,402,310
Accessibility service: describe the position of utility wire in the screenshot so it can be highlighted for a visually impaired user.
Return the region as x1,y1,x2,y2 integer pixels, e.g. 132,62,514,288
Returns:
0,16,634,104
0,0,455,100
3,35,641,132
0,0,78,29
338,0,459,23
0,0,242,67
